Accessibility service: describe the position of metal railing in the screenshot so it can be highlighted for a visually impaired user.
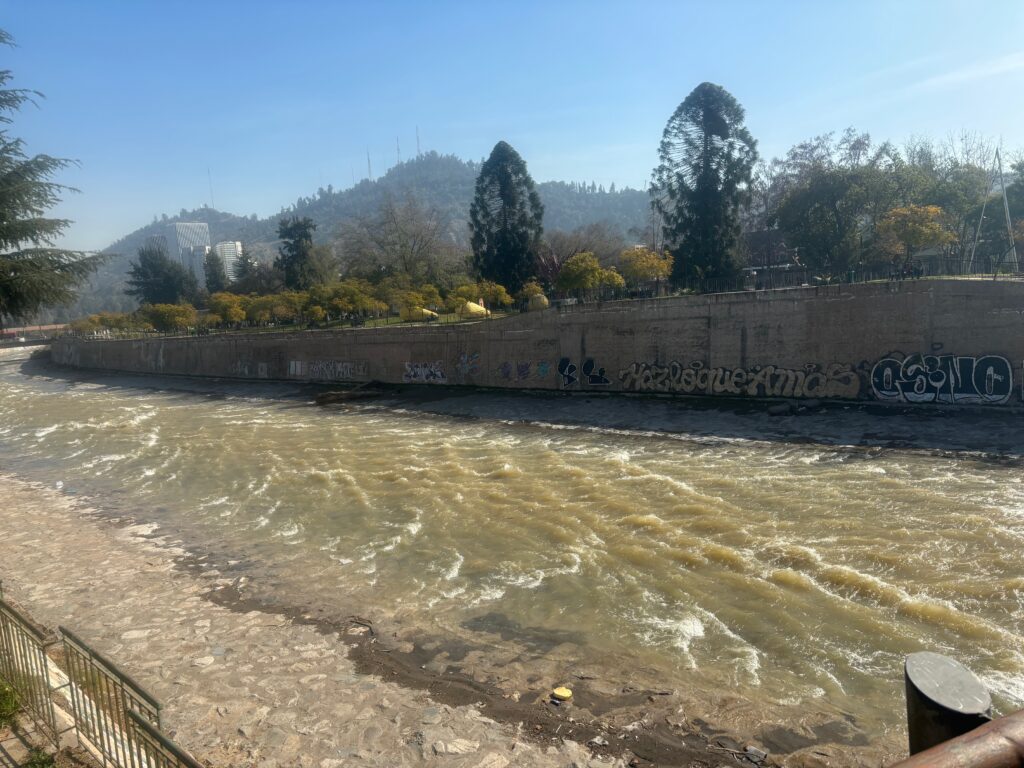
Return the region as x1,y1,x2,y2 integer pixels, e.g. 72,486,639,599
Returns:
0,587,203,768
60,626,162,768
127,710,204,768
0,599,59,744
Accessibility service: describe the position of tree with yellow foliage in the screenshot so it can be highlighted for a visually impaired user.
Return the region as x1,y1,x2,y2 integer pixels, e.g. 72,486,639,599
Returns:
140,303,197,332
876,205,955,271
447,281,513,311
555,252,625,292
619,247,673,286
208,292,247,325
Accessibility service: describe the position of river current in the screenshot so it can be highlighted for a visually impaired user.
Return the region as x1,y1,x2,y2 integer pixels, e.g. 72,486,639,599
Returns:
0,347,1021,757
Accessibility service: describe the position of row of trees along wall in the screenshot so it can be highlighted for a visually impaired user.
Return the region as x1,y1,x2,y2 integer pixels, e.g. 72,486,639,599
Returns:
1,18,1021,332
93,81,1022,337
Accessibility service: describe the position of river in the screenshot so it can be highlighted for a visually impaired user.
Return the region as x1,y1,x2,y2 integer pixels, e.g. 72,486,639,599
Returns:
0,347,1021,760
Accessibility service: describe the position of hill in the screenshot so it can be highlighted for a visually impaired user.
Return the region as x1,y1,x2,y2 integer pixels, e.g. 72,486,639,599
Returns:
46,152,650,321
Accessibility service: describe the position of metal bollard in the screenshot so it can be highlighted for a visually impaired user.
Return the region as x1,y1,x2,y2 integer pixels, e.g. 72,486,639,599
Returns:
905,652,992,755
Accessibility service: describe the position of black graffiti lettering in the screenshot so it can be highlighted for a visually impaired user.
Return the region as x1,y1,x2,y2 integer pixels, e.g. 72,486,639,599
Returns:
619,361,862,400
557,357,578,388
581,358,611,386
871,353,1012,405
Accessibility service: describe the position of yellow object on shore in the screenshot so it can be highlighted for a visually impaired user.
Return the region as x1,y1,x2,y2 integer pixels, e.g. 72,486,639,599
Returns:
457,301,490,319
551,686,573,701
527,293,550,311
399,306,439,322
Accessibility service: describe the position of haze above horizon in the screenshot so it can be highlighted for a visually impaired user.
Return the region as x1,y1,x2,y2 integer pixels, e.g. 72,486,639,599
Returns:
5,0,1024,251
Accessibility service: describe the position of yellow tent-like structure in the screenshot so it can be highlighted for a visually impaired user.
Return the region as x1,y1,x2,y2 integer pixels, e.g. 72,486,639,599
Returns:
457,301,490,319
399,306,439,322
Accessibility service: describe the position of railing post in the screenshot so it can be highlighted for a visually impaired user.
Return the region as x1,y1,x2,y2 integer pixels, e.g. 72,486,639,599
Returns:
905,652,992,755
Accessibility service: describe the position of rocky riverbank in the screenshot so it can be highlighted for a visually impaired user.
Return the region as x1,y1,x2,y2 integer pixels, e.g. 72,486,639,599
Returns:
0,474,748,768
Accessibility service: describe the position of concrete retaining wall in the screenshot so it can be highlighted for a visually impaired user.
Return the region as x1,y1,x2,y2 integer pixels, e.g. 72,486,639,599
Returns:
52,280,1024,406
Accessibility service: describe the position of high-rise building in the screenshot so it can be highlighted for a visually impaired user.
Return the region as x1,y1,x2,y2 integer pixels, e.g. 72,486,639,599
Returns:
213,241,243,282
165,223,212,285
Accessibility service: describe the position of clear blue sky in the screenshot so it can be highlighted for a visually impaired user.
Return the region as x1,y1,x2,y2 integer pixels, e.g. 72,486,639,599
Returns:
5,0,1024,251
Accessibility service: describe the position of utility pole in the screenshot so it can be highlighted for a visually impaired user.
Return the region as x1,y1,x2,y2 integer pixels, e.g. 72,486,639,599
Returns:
367,149,372,182
416,126,421,156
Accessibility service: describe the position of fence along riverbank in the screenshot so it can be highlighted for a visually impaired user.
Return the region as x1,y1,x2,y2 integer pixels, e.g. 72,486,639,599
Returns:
0,583,201,768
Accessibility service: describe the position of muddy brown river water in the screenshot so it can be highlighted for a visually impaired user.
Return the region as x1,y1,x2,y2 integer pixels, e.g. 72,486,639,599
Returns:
0,347,1021,762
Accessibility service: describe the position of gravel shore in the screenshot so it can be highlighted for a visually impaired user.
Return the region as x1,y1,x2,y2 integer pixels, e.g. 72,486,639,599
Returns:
0,474,741,768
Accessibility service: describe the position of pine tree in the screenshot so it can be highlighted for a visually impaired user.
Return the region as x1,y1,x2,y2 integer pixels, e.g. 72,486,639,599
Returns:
652,82,758,285
232,248,258,283
0,29,101,326
275,216,318,289
469,141,543,293
125,243,197,305
203,250,228,293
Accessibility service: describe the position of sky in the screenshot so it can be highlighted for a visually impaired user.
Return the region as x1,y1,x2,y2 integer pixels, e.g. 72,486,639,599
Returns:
4,0,1024,251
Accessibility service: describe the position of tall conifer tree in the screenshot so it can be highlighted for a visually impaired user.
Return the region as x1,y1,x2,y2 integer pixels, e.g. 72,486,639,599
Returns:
275,216,317,289
469,141,543,293
652,82,757,285
0,30,101,325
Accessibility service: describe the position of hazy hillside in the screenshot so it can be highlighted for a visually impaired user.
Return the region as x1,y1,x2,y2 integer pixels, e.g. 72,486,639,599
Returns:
46,152,650,321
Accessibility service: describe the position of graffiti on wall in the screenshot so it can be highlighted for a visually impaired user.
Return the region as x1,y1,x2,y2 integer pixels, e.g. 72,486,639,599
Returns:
289,360,368,380
403,361,447,384
557,358,578,388
870,353,1013,404
455,352,480,382
494,360,553,382
558,357,611,388
619,360,862,399
582,358,611,386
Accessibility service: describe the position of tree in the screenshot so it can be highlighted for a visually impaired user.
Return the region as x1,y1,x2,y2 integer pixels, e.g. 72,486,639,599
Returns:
537,222,628,287
275,217,336,290
232,262,283,295
0,30,102,326
317,278,387,316
203,250,228,294
877,204,955,269
125,243,198,305
555,252,624,292
302,243,340,287
208,291,246,324
232,248,258,283
469,141,544,293
448,280,513,310
619,246,673,286
761,130,992,276
771,167,865,276
337,194,462,285
652,82,758,285
544,222,627,267
139,303,197,332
